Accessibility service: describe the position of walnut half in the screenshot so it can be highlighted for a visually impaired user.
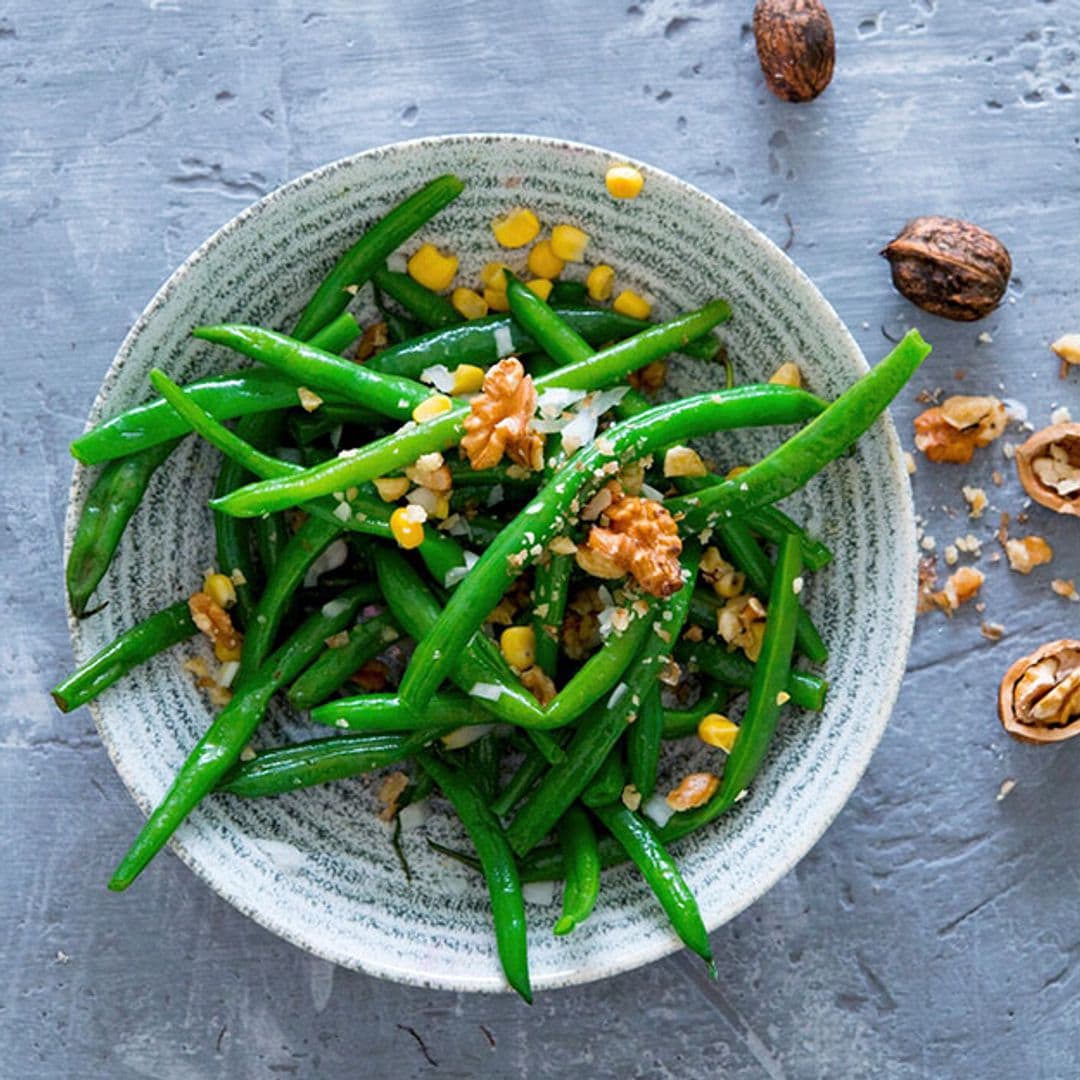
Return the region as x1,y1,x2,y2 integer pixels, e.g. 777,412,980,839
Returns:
913,395,1007,464
999,640,1080,744
461,357,544,472
1015,422,1080,517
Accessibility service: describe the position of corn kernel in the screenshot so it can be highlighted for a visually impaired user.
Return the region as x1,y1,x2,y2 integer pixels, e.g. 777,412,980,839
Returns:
406,243,458,291
526,278,553,301
500,625,536,670
664,445,707,478
214,637,243,663
203,572,237,610
451,363,485,395
451,286,488,320
390,504,427,549
586,264,615,302
550,223,589,262
492,207,541,249
726,464,749,479
769,361,802,388
412,394,453,423
373,476,410,502
484,286,510,312
613,289,651,319
480,261,512,290
698,713,739,753
527,239,565,279
605,164,645,199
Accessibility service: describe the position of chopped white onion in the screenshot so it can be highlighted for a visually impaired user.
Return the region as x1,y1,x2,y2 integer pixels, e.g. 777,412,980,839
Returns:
420,363,455,392
441,723,496,749
485,484,504,507
320,597,351,619
536,387,588,418
468,683,503,702
304,539,348,588
494,326,514,356
640,483,666,501
642,794,675,828
398,800,431,831
216,660,240,689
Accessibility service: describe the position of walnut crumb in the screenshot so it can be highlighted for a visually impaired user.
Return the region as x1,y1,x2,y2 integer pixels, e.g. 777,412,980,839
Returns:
931,566,985,613
981,622,1005,641
944,544,959,566
377,771,410,821
666,773,720,811
621,784,642,811
519,665,557,706
297,386,324,412
904,451,917,475
1051,579,1079,602
188,591,242,662
549,535,578,556
962,485,988,519
996,778,1017,802
1005,536,1053,574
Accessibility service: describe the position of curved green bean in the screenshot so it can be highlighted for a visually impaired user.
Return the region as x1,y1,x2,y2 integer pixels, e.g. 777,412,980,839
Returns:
553,805,601,936
372,266,461,328
627,684,664,800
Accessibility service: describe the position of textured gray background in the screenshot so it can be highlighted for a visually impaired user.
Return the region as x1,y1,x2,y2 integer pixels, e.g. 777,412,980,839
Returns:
4,1,1079,1077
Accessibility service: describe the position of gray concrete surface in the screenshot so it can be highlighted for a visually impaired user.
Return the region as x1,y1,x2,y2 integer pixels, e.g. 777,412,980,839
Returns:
3,1,1078,1076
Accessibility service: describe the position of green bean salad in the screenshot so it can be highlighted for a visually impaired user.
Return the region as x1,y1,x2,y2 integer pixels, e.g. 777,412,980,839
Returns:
56,173,931,1000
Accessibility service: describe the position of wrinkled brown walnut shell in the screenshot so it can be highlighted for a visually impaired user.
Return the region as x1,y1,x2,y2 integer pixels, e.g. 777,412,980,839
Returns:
882,216,1011,321
998,640,1080,744
753,0,835,103
1015,422,1080,517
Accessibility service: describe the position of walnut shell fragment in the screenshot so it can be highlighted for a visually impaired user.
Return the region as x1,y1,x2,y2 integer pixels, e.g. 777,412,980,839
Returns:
999,640,1080,744
753,0,835,103
1015,423,1080,516
882,217,1011,321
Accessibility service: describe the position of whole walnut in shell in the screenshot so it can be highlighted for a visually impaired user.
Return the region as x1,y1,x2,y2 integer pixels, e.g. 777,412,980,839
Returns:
882,217,1011,321
753,0,835,103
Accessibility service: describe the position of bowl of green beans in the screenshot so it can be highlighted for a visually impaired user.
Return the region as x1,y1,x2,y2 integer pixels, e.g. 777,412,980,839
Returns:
59,134,923,996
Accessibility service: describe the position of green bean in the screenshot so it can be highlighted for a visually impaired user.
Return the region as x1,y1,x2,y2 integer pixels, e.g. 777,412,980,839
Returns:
51,601,197,713
372,266,461,328
659,534,802,843
213,453,258,630
744,506,833,571
462,733,501,803
209,301,738,518
66,439,180,615
288,406,383,448
627,684,664,800
108,584,372,890
218,730,439,798
491,746,548,818
580,746,626,808
662,685,728,740
674,640,827,712
517,834,626,883
547,281,588,305
399,386,821,714
292,175,464,340
244,412,289,578
591,801,713,969
553,805,601,936
315,688,492,732
505,275,594,366
531,551,572,678
287,612,400,710
415,750,532,1002
505,549,700,856
671,330,932,530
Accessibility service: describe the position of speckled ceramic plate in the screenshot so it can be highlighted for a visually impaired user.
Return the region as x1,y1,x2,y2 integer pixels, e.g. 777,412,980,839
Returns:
66,134,916,993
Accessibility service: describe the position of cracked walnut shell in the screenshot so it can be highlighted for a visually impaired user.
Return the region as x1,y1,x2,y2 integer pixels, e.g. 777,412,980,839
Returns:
1015,423,1080,516
999,640,1080,744
913,396,1007,463
461,357,544,472
584,483,683,598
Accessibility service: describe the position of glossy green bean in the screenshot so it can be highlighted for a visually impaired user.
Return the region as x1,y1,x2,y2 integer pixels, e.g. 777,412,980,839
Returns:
553,805,601,936
744,506,834,571
462,733,501,803
415,750,532,1002
627,684,664,800
547,281,588,305
591,800,713,968
66,438,180,615
580,745,626,808
51,601,197,713
292,174,464,340
108,584,372,890
372,266,461,328
530,551,572,678
491,746,548,818
662,685,728,739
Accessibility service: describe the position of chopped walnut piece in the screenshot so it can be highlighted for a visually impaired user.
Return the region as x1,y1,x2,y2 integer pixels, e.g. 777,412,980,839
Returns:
548,535,578,556
683,624,704,642
663,445,707,478
916,554,939,615
904,451,917,475
768,361,802,388
981,622,1005,641
519,665,557,706
297,386,324,412
913,395,1007,463
716,594,767,660
999,640,1080,744
350,659,389,692
962,485,988,518
621,784,642,811
562,587,604,660
188,591,243,662
354,321,389,362
584,483,683,597
1015,423,1080,516
700,546,745,599
666,772,720,811
461,357,544,471
930,566,985,613
377,771,410,821
1051,334,1080,378
628,359,668,395
575,543,627,581
1004,536,1053,574
405,452,452,492
1051,579,1079,602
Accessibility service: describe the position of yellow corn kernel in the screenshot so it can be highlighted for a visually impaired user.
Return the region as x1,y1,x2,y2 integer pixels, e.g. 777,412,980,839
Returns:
769,361,802,388
605,164,645,199
214,637,243,664
527,239,565,279
373,476,411,502
526,278,553,301
550,223,589,262
483,286,510,312
586,264,615,302
492,207,541,249
698,713,739,753
451,287,488,320
500,625,536,670
480,261,512,290
406,243,458,292
412,394,453,423
203,572,237,610
390,505,427,549
613,289,651,319
451,363,485,395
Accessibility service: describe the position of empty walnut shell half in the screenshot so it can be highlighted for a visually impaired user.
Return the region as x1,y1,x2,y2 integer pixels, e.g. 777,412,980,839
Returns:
1015,422,1080,516
753,0,836,103
882,216,1011,321
999,640,1080,744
